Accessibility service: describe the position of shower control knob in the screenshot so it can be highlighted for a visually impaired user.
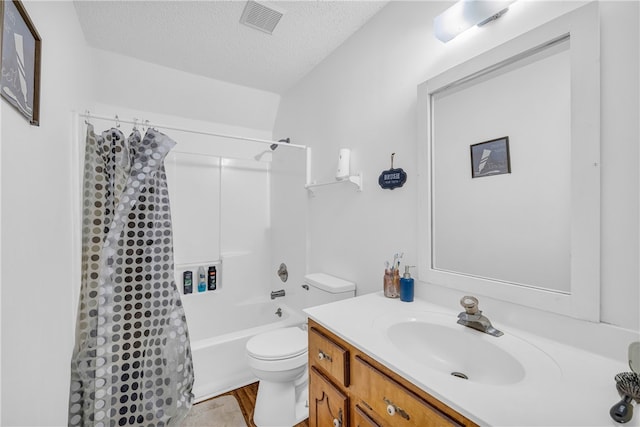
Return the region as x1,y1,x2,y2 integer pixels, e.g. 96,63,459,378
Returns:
277,263,288,282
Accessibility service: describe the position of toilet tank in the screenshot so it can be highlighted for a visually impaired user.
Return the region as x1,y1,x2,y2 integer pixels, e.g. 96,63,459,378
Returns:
303,273,356,307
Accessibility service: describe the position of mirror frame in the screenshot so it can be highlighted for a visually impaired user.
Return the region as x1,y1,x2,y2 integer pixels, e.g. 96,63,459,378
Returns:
417,3,600,321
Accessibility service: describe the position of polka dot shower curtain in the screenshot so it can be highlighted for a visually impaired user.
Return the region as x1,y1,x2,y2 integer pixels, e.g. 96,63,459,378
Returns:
69,124,194,426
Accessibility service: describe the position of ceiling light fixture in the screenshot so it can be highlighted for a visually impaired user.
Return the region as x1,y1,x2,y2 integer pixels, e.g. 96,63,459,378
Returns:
434,0,516,43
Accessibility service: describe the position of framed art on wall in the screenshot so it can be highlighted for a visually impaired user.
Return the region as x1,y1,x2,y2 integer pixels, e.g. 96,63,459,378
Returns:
1,0,41,125
470,136,511,178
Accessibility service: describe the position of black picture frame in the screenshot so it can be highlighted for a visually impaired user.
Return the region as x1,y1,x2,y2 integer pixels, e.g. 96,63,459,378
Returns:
0,0,41,126
470,136,511,178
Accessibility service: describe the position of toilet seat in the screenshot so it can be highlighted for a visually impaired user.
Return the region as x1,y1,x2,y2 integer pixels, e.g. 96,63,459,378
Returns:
246,327,307,361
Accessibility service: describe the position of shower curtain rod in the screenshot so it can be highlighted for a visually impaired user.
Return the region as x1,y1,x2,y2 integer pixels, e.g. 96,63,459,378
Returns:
77,112,306,150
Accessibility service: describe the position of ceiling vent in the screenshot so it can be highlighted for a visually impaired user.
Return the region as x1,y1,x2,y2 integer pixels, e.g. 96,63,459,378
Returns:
240,0,285,35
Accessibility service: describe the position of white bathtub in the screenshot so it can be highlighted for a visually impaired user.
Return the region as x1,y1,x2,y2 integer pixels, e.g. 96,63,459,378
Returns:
182,294,305,402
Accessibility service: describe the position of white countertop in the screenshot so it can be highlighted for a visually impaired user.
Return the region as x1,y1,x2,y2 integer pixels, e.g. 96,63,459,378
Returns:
304,292,639,427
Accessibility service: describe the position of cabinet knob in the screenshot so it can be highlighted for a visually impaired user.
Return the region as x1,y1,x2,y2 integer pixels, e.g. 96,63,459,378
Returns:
333,418,341,427
383,397,410,420
318,350,332,362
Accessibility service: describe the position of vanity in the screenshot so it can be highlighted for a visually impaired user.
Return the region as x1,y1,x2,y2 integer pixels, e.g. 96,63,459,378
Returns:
305,293,639,426
308,317,477,426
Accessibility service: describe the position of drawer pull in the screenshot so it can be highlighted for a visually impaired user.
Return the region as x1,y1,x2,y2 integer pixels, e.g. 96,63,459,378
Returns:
383,397,410,421
318,350,333,362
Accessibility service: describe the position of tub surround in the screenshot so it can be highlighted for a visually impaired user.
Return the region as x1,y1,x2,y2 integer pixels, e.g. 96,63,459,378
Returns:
305,292,639,426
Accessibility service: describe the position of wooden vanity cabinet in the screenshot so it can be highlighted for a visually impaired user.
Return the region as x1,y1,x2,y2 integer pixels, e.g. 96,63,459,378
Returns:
308,319,478,427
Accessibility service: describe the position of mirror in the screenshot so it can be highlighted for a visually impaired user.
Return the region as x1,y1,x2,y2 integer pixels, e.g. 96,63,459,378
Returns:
432,38,571,293
417,3,600,321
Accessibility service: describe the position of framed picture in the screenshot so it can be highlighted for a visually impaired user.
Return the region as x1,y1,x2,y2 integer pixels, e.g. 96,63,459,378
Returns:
470,136,511,178
1,0,41,125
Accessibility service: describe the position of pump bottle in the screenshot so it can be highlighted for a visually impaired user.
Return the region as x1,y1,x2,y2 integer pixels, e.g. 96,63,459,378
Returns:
400,265,415,302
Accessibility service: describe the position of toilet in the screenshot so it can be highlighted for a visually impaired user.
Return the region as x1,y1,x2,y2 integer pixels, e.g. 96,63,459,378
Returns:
245,273,356,427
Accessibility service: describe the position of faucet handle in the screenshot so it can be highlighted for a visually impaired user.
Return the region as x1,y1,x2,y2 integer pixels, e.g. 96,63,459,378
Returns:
460,296,479,315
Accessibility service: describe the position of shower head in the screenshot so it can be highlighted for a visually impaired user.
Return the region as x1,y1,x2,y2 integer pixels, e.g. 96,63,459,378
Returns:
256,138,291,160
270,138,290,151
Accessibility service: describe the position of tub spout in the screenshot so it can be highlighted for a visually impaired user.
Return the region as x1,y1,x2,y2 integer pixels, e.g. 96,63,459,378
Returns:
271,289,285,299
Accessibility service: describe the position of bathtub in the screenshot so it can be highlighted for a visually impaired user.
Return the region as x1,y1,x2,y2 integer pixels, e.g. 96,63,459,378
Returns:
182,294,306,402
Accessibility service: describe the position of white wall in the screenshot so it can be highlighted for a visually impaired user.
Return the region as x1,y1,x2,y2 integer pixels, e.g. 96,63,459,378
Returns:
89,48,280,132
1,2,92,425
273,1,639,331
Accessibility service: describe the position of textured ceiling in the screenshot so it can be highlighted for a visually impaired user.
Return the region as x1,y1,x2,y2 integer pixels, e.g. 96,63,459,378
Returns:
73,1,389,94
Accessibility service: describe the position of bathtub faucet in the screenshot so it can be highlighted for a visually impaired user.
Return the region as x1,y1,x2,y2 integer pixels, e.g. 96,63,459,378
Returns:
271,289,285,300
275,308,282,317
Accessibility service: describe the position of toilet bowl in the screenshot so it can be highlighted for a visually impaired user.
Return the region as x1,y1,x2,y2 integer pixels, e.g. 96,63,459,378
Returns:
246,327,308,427
245,273,356,427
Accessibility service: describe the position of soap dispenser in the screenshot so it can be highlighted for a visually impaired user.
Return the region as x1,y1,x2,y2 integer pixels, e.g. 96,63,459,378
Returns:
400,265,415,302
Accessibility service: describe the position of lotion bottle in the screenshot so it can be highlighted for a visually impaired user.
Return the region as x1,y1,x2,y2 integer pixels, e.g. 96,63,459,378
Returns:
400,265,415,302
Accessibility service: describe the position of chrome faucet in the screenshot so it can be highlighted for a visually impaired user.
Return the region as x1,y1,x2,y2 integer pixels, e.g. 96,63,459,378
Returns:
271,289,285,299
457,296,503,337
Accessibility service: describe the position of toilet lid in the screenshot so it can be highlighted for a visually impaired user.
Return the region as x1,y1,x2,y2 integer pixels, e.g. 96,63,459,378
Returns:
246,327,307,361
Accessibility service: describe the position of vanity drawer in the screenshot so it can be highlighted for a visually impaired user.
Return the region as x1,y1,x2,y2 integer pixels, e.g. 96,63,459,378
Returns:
354,404,382,427
351,355,463,427
309,323,350,387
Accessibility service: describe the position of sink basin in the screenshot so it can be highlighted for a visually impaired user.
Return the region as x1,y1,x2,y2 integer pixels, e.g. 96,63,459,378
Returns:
379,312,560,386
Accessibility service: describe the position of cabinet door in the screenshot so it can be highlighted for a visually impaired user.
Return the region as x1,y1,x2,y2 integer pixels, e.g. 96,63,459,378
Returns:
310,366,349,427
351,355,463,427
353,404,381,427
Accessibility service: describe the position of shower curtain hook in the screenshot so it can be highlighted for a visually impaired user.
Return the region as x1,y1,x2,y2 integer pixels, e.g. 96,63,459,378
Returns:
115,114,120,128
132,117,138,131
143,119,150,133
84,110,91,125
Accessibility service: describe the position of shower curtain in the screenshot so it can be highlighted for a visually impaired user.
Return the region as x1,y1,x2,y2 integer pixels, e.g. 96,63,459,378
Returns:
69,123,194,426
